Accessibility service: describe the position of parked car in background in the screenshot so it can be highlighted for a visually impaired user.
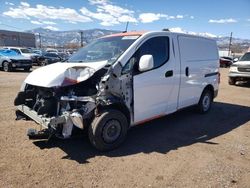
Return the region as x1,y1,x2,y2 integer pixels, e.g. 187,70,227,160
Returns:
0,49,32,72
32,49,44,56
38,52,62,66
46,49,59,54
58,52,69,61
228,52,250,85
220,56,233,67
3,47,40,64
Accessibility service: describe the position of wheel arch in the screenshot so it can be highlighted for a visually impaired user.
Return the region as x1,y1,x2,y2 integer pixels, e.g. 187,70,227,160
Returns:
97,100,131,126
2,60,9,67
201,84,215,100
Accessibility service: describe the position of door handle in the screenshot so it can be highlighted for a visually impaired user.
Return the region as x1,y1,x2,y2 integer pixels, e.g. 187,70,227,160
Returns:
185,67,189,77
165,70,173,77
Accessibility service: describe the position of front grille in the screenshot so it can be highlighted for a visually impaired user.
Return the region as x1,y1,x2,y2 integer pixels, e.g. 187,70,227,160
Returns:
18,60,32,64
238,67,250,72
13,60,32,64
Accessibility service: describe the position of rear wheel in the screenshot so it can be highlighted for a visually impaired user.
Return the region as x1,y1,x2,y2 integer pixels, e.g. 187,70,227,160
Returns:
228,77,236,85
88,109,128,151
3,61,12,72
197,89,213,113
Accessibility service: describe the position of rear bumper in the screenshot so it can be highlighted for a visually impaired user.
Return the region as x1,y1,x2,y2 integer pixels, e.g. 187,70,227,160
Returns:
16,105,66,129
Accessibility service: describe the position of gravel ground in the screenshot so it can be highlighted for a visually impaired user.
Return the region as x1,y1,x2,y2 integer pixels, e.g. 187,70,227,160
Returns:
0,68,249,188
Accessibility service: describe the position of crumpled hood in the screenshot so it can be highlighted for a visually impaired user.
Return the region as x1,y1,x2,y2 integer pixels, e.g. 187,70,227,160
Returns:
24,61,108,87
233,61,250,66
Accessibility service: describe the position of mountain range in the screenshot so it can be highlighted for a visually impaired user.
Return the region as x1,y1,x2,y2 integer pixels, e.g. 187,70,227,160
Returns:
26,27,250,51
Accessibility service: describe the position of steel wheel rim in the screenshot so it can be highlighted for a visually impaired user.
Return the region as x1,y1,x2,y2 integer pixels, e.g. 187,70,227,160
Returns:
202,94,211,111
102,119,121,144
3,62,8,71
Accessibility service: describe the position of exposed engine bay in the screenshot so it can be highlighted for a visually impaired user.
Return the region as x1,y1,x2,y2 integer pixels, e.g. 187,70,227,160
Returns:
14,63,133,140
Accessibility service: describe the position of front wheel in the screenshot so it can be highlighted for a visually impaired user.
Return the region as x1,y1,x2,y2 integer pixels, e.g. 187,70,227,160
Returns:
228,77,236,85
197,89,213,114
88,109,128,151
24,67,31,72
3,61,12,72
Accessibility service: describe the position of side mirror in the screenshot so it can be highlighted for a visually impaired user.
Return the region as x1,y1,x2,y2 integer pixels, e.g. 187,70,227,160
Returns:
138,55,154,72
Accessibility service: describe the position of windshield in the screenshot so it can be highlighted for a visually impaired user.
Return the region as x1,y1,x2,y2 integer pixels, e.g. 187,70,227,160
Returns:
20,48,32,53
239,52,250,61
68,35,139,64
0,50,18,56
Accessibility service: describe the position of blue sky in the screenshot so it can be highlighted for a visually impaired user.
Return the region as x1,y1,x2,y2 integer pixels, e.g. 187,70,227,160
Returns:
0,0,250,38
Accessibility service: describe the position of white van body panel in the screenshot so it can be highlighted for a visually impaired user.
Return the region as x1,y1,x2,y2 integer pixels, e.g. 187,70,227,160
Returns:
128,32,219,124
133,34,180,123
177,35,219,108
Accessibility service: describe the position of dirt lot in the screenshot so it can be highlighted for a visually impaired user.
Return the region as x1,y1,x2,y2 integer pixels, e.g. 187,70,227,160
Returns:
0,68,249,188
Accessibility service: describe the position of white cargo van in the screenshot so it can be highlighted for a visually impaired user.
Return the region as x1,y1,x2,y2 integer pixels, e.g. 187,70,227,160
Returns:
14,31,219,151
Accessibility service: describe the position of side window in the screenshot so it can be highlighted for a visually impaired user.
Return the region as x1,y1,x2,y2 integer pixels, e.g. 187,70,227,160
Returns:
138,36,169,68
11,48,20,54
123,36,169,74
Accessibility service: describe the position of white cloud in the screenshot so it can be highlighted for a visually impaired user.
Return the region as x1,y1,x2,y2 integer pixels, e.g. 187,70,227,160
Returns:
139,13,167,23
198,32,217,38
5,2,14,6
139,13,187,23
89,0,106,5
30,20,56,25
80,0,137,26
3,0,192,27
3,2,92,24
169,27,186,33
31,20,42,25
176,15,184,19
209,18,237,24
169,27,217,38
247,19,250,22
20,2,30,7
45,26,59,31
42,21,56,25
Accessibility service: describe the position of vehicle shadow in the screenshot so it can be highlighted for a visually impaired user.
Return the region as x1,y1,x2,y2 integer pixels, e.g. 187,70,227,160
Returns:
33,102,250,164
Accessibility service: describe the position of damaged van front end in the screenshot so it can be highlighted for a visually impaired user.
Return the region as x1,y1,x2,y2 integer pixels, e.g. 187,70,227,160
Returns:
14,34,136,150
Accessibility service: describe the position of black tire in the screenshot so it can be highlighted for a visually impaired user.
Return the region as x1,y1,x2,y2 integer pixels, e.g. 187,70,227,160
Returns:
228,77,236,85
24,67,31,72
41,59,48,66
88,109,128,151
3,61,12,72
197,89,213,114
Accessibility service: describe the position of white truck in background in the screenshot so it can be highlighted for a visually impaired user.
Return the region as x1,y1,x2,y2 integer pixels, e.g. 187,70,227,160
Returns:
14,31,219,151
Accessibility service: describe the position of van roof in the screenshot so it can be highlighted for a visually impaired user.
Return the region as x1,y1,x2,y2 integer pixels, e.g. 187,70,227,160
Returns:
102,31,216,41
103,31,147,38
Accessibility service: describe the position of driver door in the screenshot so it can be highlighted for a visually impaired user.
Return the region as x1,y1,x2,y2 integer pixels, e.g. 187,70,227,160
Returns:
132,36,177,124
